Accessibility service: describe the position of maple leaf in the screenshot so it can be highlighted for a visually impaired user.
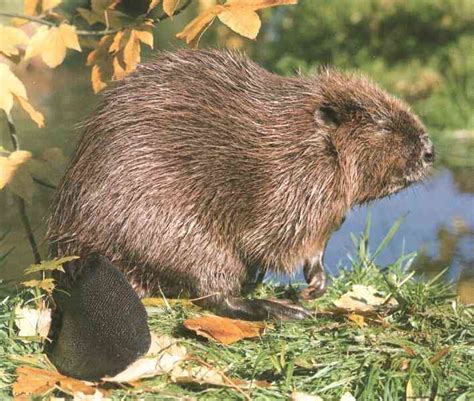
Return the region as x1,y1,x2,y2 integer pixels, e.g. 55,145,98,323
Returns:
21,278,57,293
25,23,81,68
184,315,265,345
0,26,29,57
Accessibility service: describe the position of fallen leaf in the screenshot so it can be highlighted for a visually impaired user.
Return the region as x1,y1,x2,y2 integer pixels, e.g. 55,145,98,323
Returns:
0,26,29,57
14,305,51,339
25,23,81,68
333,284,398,312
13,366,98,399
218,7,261,39
347,313,366,328
429,347,451,364
163,0,180,16
103,334,187,382
340,393,357,401
291,392,324,401
184,315,265,345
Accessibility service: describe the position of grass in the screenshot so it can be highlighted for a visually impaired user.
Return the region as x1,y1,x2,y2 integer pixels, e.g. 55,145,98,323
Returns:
0,221,473,400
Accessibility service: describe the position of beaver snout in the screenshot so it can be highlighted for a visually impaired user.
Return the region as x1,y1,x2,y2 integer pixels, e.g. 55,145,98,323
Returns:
422,139,435,165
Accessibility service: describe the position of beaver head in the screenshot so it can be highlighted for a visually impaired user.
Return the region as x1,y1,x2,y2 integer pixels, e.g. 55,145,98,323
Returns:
316,69,434,205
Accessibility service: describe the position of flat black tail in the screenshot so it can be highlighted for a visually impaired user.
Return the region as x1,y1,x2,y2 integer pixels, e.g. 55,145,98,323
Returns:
46,253,151,381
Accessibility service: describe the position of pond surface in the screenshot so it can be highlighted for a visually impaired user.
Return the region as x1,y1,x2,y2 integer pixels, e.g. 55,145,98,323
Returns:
1,64,473,299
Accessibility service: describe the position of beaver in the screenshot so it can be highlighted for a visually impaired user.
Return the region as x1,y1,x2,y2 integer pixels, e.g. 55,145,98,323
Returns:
46,49,434,379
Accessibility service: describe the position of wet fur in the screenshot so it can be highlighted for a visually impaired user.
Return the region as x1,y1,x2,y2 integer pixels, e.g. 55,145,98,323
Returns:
47,49,431,300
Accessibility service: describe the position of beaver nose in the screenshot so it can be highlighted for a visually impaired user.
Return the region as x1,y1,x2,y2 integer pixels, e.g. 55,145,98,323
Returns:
422,141,435,164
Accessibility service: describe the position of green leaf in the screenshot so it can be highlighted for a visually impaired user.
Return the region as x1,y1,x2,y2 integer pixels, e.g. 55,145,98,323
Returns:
24,256,79,275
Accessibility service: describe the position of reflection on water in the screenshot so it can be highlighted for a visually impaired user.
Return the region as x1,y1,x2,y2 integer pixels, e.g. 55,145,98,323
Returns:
0,64,473,295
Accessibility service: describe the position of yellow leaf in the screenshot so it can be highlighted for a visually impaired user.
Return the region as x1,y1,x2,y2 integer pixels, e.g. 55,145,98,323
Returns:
184,315,265,345
91,65,107,93
0,26,29,57
347,313,366,328
109,30,124,53
0,63,27,115
226,0,297,10
176,5,224,44
16,95,45,128
24,0,40,15
148,0,161,13
123,30,141,72
42,0,61,11
59,23,81,52
218,7,261,39
25,24,81,68
135,29,154,48
112,57,126,80
0,151,32,190
163,0,180,16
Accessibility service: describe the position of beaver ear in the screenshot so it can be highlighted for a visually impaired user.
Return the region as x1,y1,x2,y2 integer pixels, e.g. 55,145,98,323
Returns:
315,105,342,128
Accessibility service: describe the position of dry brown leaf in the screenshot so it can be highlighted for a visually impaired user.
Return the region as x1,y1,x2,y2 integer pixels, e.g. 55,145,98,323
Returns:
429,347,451,364
103,334,186,382
25,23,81,68
12,366,97,399
163,0,180,16
184,315,265,345
14,305,51,339
0,26,29,57
333,284,398,312
218,7,261,39
148,0,161,13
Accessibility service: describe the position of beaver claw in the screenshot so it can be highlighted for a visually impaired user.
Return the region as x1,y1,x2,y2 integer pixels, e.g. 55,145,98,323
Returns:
301,253,327,300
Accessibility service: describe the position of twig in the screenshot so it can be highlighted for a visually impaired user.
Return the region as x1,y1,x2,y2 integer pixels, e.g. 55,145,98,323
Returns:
0,0,193,36
4,112,42,264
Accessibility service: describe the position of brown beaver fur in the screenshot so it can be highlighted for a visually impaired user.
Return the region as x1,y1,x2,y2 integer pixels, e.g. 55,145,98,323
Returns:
47,49,434,319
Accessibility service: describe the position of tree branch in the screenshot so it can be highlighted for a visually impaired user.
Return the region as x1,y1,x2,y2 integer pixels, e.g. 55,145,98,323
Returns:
4,113,42,264
0,0,193,36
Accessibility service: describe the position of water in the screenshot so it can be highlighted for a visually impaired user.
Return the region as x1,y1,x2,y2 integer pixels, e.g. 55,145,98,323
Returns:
1,64,473,296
